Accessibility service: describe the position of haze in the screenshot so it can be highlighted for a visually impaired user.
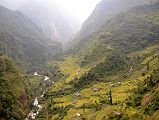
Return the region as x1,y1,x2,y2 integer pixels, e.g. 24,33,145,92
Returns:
51,0,102,22
0,0,102,22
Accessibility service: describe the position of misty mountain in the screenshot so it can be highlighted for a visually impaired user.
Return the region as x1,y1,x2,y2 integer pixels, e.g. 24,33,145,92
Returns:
0,6,62,70
66,0,159,72
18,0,81,43
0,0,25,10
52,0,159,82
79,0,158,39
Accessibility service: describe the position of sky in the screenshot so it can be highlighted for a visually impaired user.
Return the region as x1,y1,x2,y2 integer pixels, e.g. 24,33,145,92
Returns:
51,0,102,22
0,0,102,22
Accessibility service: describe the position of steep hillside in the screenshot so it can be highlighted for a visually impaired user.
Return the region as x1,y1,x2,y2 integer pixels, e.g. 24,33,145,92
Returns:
67,2,159,71
78,0,158,40
126,68,159,118
0,55,31,120
37,2,159,120
19,0,80,43
0,6,62,71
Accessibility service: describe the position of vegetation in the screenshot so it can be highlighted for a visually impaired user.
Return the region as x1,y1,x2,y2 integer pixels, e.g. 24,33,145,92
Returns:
0,55,31,119
41,2,159,120
126,68,159,115
109,90,113,105
0,6,62,72
1,1,159,120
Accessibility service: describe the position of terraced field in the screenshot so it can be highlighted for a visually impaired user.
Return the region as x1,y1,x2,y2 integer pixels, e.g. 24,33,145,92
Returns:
44,44,159,119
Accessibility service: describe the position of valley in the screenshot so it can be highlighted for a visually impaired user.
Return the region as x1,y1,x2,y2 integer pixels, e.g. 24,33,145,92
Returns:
0,0,159,120
40,43,159,120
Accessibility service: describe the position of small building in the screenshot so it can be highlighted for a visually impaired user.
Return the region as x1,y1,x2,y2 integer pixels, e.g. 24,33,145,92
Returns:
110,84,114,87
73,100,78,104
74,92,80,96
34,72,38,76
92,88,100,92
76,113,81,117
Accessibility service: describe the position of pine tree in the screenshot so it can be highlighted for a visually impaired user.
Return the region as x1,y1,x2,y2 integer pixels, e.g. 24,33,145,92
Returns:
109,90,113,105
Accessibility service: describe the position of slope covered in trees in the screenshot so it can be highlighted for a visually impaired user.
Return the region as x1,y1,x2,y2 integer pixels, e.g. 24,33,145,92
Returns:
0,55,31,120
0,6,62,71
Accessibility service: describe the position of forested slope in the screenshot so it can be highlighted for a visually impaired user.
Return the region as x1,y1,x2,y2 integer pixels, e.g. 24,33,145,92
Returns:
0,6,62,71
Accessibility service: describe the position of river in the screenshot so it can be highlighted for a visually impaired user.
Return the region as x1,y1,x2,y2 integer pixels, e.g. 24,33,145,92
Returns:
25,72,51,120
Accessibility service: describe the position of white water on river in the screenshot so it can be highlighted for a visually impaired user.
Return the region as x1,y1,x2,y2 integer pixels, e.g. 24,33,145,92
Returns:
25,72,51,120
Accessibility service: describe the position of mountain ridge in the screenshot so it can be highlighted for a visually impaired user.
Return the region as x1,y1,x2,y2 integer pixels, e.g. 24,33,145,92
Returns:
0,6,62,71
73,0,158,44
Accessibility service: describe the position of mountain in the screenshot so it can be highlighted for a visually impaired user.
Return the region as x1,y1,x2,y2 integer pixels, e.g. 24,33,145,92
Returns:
40,2,159,119
68,0,159,65
0,55,31,120
0,0,25,10
18,0,81,43
1,0,159,120
0,6,62,71
78,0,158,40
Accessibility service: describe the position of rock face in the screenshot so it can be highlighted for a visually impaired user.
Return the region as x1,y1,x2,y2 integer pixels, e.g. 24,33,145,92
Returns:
18,0,81,43
0,6,62,69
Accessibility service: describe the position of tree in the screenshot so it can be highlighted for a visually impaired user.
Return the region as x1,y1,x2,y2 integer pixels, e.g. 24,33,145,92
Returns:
137,55,140,61
109,90,113,105
147,62,150,71
153,52,155,59
82,104,86,113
